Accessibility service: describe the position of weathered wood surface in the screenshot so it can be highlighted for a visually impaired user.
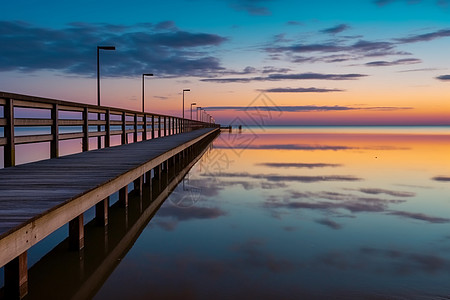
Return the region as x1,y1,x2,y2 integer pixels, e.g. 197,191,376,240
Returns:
0,127,218,267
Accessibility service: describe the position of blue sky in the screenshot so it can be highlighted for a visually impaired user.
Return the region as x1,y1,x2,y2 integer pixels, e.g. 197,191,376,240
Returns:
2,0,450,124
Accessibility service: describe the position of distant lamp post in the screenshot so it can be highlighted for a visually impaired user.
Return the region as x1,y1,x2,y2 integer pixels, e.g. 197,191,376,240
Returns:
97,46,115,106
142,73,153,112
190,102,197,120
197,106,201,121
182,89,190,119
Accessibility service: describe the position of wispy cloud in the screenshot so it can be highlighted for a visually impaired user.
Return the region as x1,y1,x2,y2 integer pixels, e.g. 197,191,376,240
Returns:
203,172,362,183
365,58,421,67
396,28,450,43
201,72,367,83
321,24,350,35
262,87,344,93
435,75,450,81
388,211,450,223
256,163,342,169
228,0,273,15
157,205,227,221
432,176,450,181
358,188,416,197
0,21,227,77
206,105,413,112
316,218,343,229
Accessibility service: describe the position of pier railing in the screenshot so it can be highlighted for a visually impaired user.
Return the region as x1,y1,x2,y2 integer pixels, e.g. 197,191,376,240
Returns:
0,91,217,168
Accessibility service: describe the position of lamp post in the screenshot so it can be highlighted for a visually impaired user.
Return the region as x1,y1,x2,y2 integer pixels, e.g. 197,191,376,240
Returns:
97,46,115,107
197,106,202,121
142,73,153,112
190,102,196,120
182,89,190,119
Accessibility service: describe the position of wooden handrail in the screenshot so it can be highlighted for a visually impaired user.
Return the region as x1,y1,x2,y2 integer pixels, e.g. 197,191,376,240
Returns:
0,91,218,168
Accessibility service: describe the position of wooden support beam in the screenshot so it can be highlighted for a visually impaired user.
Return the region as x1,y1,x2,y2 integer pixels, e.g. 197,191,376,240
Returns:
119,185,128,208
69,214,84,251
4,252,28,299
134,176,143,198
95,197,109,226
82,107,89,152
50,103,59,158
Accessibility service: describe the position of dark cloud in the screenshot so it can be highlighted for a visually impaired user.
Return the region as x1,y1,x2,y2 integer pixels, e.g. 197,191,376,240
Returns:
228,0,273,15
435,75,450,81
257,163,342,169
365,58,422,67
432,176,450,181
316,218,343,229
0,21,227,77
262,87,344,93
201,72,367,83
388,211,450,223
358,188,415,197
261,66,291,73
396,28,450,43
266,39,400,57
321,24,350,35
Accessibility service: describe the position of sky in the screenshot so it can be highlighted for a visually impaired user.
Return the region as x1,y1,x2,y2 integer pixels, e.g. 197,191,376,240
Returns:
1,0,450,125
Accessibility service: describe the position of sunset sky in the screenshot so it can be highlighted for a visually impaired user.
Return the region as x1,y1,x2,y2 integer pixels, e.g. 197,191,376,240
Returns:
2,0,450,125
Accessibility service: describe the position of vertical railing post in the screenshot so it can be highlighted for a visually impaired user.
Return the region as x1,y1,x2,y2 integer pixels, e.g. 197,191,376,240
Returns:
134,113,138,143
164,116,167,137
143,114,148,141
158,116,161,138
4,98,15,167
151,115,155,139
82,107,89,152
4,252,28,299
97,111,102,150
105,109,110,148
168,117,171,136
121,112,127,145
51,103,59,158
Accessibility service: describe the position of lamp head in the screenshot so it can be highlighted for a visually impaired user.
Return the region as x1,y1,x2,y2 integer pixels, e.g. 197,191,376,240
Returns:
98,46,115,50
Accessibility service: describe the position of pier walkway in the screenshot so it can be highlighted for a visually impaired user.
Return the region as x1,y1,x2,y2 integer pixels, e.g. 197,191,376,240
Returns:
0,126,219,298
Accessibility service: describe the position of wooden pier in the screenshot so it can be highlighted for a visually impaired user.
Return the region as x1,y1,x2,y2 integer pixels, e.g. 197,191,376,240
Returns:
0,92,220,299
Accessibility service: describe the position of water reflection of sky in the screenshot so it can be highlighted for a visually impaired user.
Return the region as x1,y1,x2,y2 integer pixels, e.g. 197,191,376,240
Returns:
94,127,450,299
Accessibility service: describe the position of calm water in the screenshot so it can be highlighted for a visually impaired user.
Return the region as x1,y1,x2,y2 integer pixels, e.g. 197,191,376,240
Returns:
89,126,450,299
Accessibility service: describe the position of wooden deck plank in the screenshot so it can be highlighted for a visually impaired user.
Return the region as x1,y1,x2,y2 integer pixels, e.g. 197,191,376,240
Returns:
0,128,218,267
